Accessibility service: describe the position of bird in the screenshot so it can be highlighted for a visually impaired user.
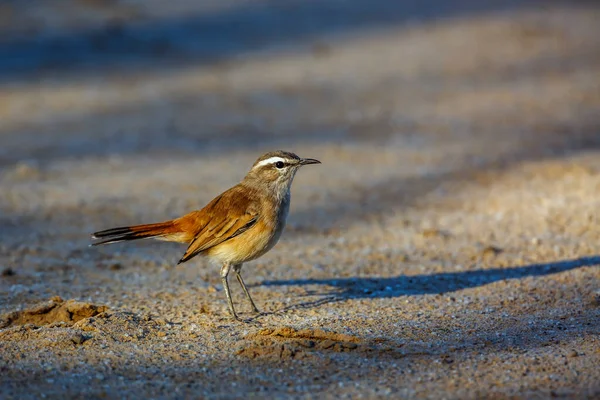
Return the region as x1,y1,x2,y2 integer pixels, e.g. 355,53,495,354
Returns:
91,150,321,320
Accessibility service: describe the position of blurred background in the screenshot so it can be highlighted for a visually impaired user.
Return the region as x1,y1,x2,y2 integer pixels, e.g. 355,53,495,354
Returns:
1,0,598,164
1,1,600,397
1,0,600,300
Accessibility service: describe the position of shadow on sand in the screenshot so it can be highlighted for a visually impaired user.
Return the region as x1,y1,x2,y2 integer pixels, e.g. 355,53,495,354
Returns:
259,256,599,310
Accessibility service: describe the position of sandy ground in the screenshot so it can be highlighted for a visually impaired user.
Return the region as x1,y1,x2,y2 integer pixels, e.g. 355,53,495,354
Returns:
1,1,600,398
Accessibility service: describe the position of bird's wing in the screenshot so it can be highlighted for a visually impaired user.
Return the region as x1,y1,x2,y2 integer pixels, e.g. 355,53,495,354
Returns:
176,186,259,264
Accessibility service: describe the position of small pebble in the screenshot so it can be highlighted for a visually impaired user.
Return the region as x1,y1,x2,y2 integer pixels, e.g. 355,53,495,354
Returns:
568,350,579,358
481,246,503,259
109,263,123,271
592,289,600,306
298,339,316,348
70,333,87,345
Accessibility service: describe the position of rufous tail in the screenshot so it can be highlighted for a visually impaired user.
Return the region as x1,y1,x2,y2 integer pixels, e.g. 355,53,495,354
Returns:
91,221,180,246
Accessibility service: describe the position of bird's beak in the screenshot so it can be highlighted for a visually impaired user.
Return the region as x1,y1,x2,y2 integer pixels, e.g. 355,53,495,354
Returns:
299,158,321,166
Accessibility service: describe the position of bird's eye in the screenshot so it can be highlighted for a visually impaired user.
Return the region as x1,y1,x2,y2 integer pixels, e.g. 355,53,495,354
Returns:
275,161,285,169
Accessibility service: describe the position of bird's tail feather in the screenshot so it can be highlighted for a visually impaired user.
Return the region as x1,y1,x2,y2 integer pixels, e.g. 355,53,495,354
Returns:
91,221,180,246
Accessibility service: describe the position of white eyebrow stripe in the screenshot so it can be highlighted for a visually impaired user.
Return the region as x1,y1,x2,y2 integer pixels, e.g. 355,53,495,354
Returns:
253,156,287,168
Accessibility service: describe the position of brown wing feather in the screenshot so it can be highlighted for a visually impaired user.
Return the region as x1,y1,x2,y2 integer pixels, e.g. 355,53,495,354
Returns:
177,185,259,264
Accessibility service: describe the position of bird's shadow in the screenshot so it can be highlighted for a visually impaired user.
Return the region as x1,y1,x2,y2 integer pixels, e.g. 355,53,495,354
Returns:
257,256,600,311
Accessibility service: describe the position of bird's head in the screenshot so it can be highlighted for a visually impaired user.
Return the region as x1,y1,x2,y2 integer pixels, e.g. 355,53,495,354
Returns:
244,150,321,197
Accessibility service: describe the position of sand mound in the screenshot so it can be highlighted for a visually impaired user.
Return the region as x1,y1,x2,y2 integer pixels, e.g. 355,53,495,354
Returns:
0,297,168,349
238,326,378,360
0,296,108,329
248,326,362,343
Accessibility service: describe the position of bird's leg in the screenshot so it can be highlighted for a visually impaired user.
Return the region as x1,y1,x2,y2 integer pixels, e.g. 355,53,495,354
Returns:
233,264,260,314
220,263,240,320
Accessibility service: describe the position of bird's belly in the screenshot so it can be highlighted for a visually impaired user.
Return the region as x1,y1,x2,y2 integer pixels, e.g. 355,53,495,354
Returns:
206,218,285,264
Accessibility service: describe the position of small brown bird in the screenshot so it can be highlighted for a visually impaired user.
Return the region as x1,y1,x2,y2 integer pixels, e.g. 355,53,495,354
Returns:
91,150,320,320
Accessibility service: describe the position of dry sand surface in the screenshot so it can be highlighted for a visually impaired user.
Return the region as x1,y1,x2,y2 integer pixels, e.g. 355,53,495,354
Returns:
1,0,600,398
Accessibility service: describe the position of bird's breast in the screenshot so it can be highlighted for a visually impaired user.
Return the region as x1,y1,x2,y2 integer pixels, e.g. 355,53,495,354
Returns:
206,193,290,264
